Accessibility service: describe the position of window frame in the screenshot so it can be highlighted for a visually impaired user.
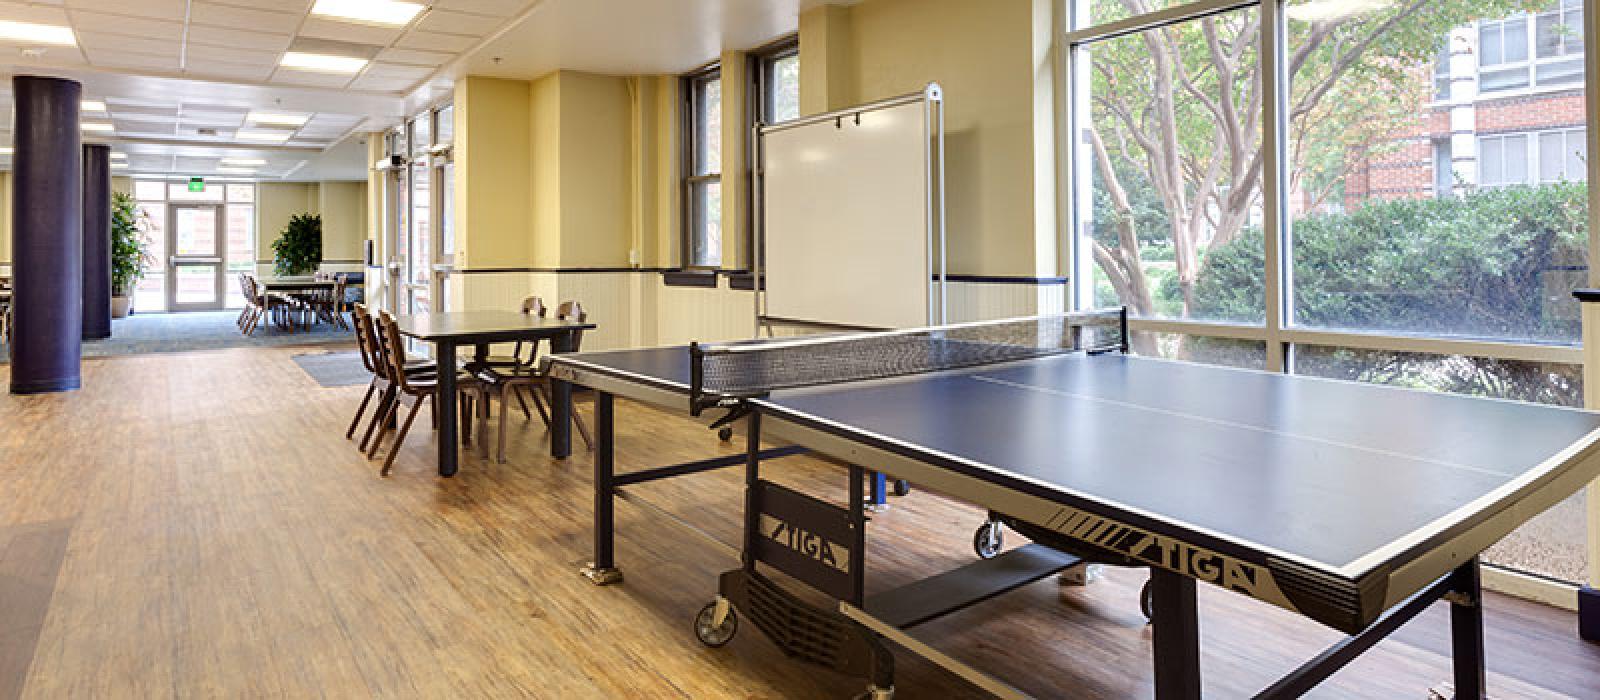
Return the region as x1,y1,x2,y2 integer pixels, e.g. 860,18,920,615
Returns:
1479,126,1588,187
1478,3,1586,94
1061,0,1598,597
681,64,724,270
745,35,801,278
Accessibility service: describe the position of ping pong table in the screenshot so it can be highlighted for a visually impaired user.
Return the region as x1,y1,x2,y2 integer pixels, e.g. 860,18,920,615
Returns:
544,310,1600,699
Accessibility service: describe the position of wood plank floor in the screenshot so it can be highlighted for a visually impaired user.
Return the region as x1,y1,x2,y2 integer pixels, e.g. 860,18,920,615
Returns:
2,345,1598,698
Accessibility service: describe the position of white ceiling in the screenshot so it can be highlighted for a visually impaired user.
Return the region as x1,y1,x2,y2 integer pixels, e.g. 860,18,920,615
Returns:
0,0,812,179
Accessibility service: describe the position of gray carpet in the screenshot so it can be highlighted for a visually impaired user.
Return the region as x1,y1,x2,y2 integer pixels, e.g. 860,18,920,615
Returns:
0,310,354,363
291,350,369,388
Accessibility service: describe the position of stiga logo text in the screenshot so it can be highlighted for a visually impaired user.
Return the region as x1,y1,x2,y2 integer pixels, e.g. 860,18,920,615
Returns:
1043,507,1281,602
760,514,850,574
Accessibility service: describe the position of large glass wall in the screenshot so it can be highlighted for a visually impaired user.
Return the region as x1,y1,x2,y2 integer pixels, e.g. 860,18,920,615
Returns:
1069,0,1592,585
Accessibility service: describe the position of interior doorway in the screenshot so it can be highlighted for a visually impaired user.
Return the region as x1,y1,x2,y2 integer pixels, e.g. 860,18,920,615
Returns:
166,204,225,311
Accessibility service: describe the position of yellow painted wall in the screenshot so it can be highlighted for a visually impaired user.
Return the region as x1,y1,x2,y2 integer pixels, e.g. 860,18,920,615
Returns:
557,71,634,267
457,76,534,268
528,72,561,267
319,181,368,263
256,182,317,264
799,0,1054,277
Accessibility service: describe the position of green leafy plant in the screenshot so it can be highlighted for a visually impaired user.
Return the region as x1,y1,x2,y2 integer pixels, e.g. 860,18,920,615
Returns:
110,191,153,296
271,213,323,276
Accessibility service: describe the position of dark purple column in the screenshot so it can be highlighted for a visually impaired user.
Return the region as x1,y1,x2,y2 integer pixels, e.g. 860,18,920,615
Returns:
82,143,111,340
9,75,83,394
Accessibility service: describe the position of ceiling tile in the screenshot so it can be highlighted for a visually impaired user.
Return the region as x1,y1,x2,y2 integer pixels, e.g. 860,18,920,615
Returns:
86,49,182,71
185,60,275,82
70,10,185,40
0,45,86,64
0,1,70,24
186,26,293,53
431,0,527,17
375,47,451,66
66,0,187,20
188,2,303,33
347,76,415,92
394,31,474,53
106,100,179,116
297,17,402,46
77,32,179,57
184,43,279,66
112,118,174,134
268,69,353,89
361,61,431,80
414,10,502,37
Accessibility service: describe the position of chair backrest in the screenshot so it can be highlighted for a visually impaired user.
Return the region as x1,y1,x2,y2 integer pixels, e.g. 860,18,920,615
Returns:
556,300,588,352
377,311,420,391
522,296,547,317
330,275,348,304
349,304,378,374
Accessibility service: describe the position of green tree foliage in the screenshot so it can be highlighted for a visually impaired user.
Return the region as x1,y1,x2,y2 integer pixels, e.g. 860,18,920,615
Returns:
271,213,323,277
1192,184,1585,404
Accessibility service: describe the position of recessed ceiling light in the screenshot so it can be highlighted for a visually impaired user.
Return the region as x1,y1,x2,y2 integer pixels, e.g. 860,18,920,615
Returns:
221,157,267,166
82,123,113,132
280,51,368,74
0,20,76,46
0,147,12,155
246,112,309,127
310,0,424,27
81,100,106,112
236,129,292,143
217,167,256,175
112,162,128,169
110,151,127,159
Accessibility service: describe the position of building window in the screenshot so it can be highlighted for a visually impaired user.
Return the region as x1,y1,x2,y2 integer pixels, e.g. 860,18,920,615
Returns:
1479,1,1584,93
1481,128,1586,187
684,66,723,268
1433,138,1454,197
754,38,800,125
1433,40,1452,100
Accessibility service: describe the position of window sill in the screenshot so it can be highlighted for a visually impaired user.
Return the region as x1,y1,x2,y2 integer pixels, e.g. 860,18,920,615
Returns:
662,270,719,288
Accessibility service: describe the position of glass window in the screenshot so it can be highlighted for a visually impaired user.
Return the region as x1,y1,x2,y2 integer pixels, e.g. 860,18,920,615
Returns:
757,43,800,124
1291,345,1586,582
134,180,165,201
226,184,254,203
1079,8,1264,324
1478,2,1587,92
1433,41,1453,100
225,204,254,309
1433,139,1455,197
436,104,454,146
1134,332,1267,370
685,68,723,268
168,182,224,202
1288,0,1587,345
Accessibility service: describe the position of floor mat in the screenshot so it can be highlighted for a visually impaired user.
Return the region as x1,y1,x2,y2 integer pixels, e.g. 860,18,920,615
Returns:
0,310,354,363
291,351,370,388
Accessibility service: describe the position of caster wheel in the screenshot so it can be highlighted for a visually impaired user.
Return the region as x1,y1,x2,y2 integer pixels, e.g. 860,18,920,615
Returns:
1140,579,1154,622
694,601,738,647
973,521,1003,560
892,479,911,497
718,427,734,442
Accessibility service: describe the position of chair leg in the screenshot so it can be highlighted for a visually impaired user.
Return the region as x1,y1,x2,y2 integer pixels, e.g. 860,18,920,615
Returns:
527,385,552,427
430,388,439,430
573,403,594,450
478,386,492,459
366,390,401,459
381,395,427,477
498,388,511,464
347,380,378,439
360,388,395,453
513,387,532,420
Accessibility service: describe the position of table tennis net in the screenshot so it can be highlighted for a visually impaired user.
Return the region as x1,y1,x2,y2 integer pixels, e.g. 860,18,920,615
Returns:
688,309,1127,413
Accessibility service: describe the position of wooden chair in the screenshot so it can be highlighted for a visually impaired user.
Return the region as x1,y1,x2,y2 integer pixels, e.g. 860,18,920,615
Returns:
367,310,484,476
238,274,273,336
475,300,592,463
311,275,349,330
350,305,440,453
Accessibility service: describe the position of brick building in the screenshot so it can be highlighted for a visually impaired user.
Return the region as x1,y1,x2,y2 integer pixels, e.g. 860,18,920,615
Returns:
1339,0,1587,210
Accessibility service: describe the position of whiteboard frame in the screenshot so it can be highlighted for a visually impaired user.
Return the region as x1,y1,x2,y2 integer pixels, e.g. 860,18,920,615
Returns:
752,83,947,335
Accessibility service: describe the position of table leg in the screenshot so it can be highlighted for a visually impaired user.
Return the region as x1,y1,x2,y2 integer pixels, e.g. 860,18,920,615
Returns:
550,331,574,458
1450,558,1486,699
436,338,459,477
582,392,622,585
1150,568,1202,699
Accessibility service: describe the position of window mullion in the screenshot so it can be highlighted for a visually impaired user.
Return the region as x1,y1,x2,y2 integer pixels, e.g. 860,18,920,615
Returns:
1262,0,1289,373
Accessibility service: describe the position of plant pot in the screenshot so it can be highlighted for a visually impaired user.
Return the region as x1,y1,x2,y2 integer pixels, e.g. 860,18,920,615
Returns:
111,296,133,319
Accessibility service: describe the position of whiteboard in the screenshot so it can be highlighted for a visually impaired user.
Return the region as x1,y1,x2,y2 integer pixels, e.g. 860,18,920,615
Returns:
759,93,942,330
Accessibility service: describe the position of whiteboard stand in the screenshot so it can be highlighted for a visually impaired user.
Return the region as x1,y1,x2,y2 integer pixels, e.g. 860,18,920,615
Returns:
752,83,946,337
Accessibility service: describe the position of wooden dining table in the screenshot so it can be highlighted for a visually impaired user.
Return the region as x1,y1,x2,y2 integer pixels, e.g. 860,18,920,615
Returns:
393,311,597,476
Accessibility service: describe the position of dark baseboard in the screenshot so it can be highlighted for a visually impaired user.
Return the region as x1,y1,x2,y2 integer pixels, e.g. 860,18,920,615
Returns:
1581,586,1600,642
10,377,81,394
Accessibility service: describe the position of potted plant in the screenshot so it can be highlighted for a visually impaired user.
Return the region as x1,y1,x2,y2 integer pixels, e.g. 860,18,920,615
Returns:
271,213,323,276
110,191,153,318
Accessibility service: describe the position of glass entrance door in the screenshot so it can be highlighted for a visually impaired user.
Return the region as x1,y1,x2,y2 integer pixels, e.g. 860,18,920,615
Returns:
167,204,226,311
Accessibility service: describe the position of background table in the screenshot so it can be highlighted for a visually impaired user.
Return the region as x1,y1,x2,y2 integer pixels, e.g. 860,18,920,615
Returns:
394,311,596,476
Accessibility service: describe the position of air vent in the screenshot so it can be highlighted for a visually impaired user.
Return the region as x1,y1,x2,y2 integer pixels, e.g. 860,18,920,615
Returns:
197,128,218,136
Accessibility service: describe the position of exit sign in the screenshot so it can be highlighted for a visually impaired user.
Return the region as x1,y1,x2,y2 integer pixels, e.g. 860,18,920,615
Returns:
188,177,205,192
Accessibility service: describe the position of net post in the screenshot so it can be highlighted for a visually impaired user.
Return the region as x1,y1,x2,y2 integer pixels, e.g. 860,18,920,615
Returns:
689,341,706,416
1119,307,1130,354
